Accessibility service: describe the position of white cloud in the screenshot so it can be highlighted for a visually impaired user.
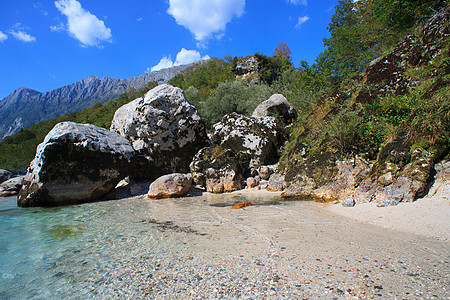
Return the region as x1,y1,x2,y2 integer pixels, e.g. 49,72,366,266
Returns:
137,17,143,22
50,23,65,32
54,0,112,47
10,30,36,42
295,15,310,28
150,56,174,72
0,31,7,42
150,48,210,72
167,0,245,41
288,0,307,5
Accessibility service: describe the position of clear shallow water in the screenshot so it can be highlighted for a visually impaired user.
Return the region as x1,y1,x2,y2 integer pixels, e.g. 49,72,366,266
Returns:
0,195,170,299
0,192,283,299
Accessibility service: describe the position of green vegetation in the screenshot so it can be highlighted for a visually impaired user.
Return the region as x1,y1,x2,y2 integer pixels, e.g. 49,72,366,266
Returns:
49,225,84,239
0,82,157,171
1,1,448,174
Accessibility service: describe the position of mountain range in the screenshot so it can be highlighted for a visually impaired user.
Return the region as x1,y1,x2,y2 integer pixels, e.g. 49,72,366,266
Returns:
0,65,190,141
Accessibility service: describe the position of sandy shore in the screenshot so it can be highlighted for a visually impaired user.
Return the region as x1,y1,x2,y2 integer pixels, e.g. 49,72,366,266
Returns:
107,189,449,299
325,193,450,241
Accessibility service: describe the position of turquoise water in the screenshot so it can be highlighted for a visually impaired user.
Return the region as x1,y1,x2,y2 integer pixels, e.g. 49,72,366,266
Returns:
0,195,167,299
0,192,284,299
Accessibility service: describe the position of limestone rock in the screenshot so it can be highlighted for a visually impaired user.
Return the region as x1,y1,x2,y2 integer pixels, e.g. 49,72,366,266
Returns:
18,122,135,207
210,112,286,171
234,56,259,76
258,165,275,181
0,176,24,197
252,94,297,126
427,160,450,198
353,143,434,206
281,156,372,202
148,173,192,199
190,146,243,193
342,197,356,207
246,177,258,188
0,169,14,184
267,173,286,192
110,84,210,178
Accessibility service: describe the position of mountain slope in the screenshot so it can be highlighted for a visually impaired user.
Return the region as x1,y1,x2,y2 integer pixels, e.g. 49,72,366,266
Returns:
0,65,189,140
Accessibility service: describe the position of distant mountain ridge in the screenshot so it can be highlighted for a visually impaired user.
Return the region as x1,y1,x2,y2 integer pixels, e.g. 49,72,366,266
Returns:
0,65,190,141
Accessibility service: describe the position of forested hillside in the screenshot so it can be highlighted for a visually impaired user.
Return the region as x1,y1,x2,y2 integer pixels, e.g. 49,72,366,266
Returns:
0,0,448,173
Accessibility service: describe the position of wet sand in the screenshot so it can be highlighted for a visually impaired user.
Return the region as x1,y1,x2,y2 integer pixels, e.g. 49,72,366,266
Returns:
107,189,449,299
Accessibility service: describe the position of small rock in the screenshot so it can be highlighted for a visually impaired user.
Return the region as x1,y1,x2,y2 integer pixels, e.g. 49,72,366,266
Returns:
246,177,258,188
0,169,14,184
148,173,192,199
0,176,24,197
231,201,253,209
342,197,356,207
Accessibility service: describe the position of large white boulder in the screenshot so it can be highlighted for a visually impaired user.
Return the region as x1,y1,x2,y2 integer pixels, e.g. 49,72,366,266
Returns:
18,122,135,207
110,84,209,178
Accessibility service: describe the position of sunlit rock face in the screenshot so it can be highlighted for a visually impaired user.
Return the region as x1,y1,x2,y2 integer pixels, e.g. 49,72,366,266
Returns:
110,84,210,179
18,122,135,207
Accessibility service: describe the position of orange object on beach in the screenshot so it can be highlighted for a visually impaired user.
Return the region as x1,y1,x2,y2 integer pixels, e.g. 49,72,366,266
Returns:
231,201,253,209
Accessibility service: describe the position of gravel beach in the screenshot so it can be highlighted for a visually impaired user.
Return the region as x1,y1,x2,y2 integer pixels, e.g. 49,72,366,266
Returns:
66,190,450,299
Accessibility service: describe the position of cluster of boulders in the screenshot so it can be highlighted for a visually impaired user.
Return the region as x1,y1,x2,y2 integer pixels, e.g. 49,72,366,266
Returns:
11,8,449,208
15,83,296,207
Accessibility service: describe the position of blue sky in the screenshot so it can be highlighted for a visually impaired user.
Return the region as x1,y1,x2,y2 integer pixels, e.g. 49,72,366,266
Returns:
0,0,338,99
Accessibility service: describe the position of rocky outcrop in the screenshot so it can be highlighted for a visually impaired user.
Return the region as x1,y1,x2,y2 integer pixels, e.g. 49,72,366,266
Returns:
234,56,261,84
0,176,24,197
234,56,259,76
0,65,191,140
110,84,209,178
252,94,297,126
0,169,14,184
352,142,434,206
281,156,372,202
210,112,286,171
18,122,135,207
190,146,243,193
147,173,192,199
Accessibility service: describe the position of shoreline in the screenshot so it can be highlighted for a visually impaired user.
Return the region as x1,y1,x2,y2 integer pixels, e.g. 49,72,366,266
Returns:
195,188,450,241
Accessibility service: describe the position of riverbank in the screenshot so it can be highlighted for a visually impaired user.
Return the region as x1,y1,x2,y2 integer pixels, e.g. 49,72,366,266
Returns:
1,190,449,299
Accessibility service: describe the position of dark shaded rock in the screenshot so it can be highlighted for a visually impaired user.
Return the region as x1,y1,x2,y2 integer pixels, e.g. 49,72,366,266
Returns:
190,146,243,193
0,169,14,184
18,122,135,207
110,84,210,179
365,53,409,98
147,173,192,199
252,94,297,126
0,176,24,197
210,112,286,172
421,6,449,46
